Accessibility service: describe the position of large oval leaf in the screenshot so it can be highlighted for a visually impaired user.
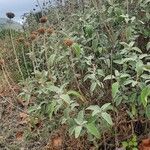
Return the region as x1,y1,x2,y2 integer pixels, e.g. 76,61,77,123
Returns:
101,112,113,125
86,122,100,138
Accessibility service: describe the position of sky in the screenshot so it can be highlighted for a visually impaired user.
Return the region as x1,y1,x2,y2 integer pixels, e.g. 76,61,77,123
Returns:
0,0,44,23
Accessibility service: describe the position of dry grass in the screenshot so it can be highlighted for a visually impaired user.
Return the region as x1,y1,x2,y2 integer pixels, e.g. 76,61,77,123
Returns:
0,73,6,93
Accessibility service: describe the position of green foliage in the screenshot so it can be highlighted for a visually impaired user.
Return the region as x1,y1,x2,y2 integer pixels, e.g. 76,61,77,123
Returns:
16,0,150,148
122,135,138,150
141,86,150,107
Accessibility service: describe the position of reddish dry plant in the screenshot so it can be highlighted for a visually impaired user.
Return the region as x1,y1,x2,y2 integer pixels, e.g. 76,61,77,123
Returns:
63,38,74,47
139,138,150,150
52,137,63,148
0,59,5,66
37,27,46,35
39,16,48,23
47,27,54,35
6,12,15,19
16,131,24,141
19,112,29,125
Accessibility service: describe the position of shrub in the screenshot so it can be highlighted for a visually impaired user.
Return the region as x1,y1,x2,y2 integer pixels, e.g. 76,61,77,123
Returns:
16,0,150,148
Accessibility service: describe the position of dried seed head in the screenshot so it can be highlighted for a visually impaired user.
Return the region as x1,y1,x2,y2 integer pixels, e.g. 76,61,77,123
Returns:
30,34,37,41
39,16,48,23
63,39,74,47
24,42,30,48
37,27,46,35
17,37,25,43
47,27,54,35
6,12,15,19
31,31,38,36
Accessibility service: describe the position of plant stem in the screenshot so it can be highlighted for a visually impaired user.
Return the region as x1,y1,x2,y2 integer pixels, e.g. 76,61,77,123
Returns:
0,55,15,84
31,42,37,73
9,28,24,81
107,24,119,148
43,34,49,72
96,1,119,147
28,44,35,74
21,46,30,77
126,0,129,14
103,132,107,150
36,0,43,15
69,48,87,102
1,95,30,115
2,66,18,100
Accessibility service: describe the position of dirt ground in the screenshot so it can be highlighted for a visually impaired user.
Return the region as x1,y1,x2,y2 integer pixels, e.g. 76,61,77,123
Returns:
0,90,92,150
0,94,48,150
0,85,150,150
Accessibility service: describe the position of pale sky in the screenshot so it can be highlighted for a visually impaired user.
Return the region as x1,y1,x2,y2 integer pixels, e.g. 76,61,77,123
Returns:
0,0,45,23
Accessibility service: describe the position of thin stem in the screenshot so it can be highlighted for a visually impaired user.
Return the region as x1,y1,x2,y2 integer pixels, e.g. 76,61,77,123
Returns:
9,28,24,81
0,95,30,115
36,0,43,15
21,46,30,77
103,132,107,150
69,48,87,102
81,0,85,13
43,34,49,72
3,65,15,84
31,42,37,72
2,66,18,100
109,26,119,148
126,0,129,14
96,1,119,147
28,44,35,73
0,55,15,84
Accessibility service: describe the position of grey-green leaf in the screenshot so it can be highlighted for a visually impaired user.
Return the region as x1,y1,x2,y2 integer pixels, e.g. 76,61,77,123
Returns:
67,90,84,102
75,110,84,125
86,122,100,138
101,112,113,125
72,43,81,57
141,86,150,107
75,126,82,138
112,82,119,98
60,94,71,104
101,103,111,111
90,81,97,92
104,75,115,81
86,105,101,116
